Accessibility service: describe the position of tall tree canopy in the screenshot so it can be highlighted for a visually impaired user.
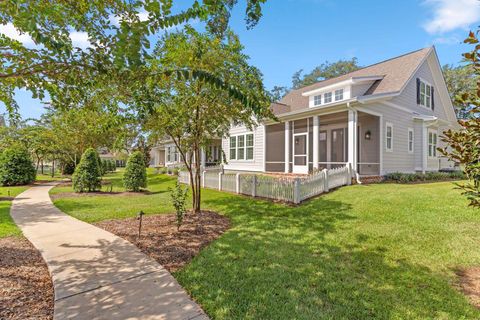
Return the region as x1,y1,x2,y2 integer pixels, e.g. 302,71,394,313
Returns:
144,27,271,212
292,58,361,89
0,0,267,115
442,64,478,118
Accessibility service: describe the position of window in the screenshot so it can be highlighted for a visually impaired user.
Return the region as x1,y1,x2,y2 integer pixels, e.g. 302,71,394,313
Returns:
230,134,254,160
324,92,332,104
246,134,254,160
314,95,322,106
386,123,393,152
419,79,433,109
428,130,437,157
167,146,178,162
229,137,236,160
408,128,414,153
335,89,344,101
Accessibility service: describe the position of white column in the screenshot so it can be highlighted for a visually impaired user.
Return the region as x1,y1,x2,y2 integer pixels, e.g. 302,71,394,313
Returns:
422,122,427,174
313,116,319,170
347,109,358,173
285,121,290,173
201,148,206,168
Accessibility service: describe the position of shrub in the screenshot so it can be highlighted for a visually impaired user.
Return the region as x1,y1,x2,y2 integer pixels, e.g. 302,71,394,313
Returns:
123,151,147,191
0,148,36,186
62,160,76,175
169,180,188,230
101,160,108,175
385,171,465,183
72,148,102,192
159,167,167,174
111,160,117,171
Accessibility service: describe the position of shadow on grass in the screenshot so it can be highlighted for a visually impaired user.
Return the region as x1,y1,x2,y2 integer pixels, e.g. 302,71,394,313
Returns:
174,193,478,319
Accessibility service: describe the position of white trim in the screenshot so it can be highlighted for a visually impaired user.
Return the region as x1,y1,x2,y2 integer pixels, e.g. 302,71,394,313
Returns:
427,128,438,159
229,133,255,162
302,76,384,96
347,108,358,171
284,121,290,173
385,122,393,152
407,128,414,154
262,125,267,172
313,116,319,170
292,132,309,174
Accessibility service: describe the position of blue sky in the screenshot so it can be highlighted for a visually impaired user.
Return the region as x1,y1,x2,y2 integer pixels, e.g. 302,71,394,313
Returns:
2,0,479,120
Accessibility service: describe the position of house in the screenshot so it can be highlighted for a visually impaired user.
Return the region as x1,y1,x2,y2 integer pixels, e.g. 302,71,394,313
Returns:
151,139,223,168
222,46,458,177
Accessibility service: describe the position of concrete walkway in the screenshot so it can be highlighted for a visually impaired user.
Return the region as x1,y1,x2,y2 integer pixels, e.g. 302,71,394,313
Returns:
11,183,208,320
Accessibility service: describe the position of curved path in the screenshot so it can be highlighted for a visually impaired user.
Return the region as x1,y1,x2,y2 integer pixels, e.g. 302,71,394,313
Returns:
11,183,208,320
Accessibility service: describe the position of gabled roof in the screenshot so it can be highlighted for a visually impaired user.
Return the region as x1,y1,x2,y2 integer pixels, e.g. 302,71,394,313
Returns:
276,47,432,114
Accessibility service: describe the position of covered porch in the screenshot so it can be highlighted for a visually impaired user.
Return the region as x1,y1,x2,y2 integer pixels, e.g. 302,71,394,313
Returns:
151,139,222,168
265,109,381,176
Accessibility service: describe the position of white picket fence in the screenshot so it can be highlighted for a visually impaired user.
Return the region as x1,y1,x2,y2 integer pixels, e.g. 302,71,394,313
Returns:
178,164,352,204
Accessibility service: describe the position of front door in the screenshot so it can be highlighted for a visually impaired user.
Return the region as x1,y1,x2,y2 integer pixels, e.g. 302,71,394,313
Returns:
293,133,309,174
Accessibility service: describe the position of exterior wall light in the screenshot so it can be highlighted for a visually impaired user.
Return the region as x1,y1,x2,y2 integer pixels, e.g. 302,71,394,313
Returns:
365,130,372,140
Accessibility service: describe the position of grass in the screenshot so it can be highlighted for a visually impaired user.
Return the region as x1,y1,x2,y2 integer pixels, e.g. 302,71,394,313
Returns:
0,186,28,238
36,173,70,182
51,170,480,319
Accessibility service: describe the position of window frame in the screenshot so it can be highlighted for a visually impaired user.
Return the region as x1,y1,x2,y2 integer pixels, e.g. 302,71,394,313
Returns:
385,122,393,152
314,95,322,106
334,89,344,101
419,79,433,109
246,133,254,160
408,128,414,153
428,129,438,158
229,136,237,160
324,92,332,104
229,133,254,161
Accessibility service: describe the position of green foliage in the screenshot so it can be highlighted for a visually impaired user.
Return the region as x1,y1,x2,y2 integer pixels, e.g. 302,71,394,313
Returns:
440,30,480,207
0,148,36,186
62,160,76,175
292,58,361,89
442,64,478,118
123,151,147,192
159,167,168,174
72,148,102,192
385,171,465,183
169,180,189,230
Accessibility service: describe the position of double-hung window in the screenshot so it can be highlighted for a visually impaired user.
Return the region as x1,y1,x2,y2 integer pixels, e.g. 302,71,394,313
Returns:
386,123,393,152
335,89,344,101
230,134,254,160
408,128,414,153
419,79,433,109
314,95,322,106
324,92,332,104
428,130,437,157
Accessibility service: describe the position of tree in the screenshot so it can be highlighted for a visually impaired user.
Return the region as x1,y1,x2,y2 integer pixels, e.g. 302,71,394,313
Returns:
123,151,147,192
144,28,271,213
0,148,36,186
292,58,361,89
440,30,480,207
72,148,102,192
442,64,478,118
1,0,267,116
269,85,289,102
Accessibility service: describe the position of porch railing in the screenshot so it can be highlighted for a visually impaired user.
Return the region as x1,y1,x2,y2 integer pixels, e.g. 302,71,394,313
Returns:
178,164,352,204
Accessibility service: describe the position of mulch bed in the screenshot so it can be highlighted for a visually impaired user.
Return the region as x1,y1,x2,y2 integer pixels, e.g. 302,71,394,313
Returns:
457,267,480,309
0,237,54,320
95,211,230,272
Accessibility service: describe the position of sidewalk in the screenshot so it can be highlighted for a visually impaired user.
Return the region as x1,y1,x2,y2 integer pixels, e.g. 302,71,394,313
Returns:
10,183,207,320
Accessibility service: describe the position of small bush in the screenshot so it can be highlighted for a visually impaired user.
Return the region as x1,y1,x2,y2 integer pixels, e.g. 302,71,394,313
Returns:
385,171,465,183
123,151,147,192
62,160,76,175
0,148,36,186
112,160,117,171
159,167,167,174
169,180,188,230
72,148,102,192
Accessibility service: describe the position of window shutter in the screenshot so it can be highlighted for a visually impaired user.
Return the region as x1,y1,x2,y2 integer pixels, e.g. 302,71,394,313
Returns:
416,78,421,104
431,86,435,110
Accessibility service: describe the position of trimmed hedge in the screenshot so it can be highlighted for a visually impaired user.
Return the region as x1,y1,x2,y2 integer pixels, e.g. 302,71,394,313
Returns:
0,148,36,186
123,151,147,192
73,148,102,192
384,171,465,183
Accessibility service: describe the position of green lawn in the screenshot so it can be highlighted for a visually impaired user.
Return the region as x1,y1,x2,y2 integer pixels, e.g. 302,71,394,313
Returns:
52,170,480,319
0,186,28,238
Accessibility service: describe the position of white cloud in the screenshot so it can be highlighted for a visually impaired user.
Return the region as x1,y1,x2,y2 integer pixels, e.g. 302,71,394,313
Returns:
432,35,462,44
69,31,91,49
0,23,35,46
424,0,480,34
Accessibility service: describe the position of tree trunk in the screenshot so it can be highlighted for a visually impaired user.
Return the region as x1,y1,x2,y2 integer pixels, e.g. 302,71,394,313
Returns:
41,160,44,174
51,159,55,177
193,147,201,213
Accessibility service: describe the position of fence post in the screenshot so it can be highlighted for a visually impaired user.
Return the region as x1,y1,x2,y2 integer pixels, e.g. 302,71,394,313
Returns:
323,168,329,192
347,163,352,185
293,178,300,204
252,174,257,197
202,170,206,187
218,172,223,191
236,173,240,194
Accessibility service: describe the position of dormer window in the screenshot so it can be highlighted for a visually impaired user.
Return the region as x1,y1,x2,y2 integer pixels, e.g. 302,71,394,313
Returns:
335,89,344,101
324,92,332,104
314,95,322,106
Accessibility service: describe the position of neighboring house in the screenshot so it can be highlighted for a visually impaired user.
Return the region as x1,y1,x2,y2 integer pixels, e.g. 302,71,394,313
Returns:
222,47,458,177
151,139,222,168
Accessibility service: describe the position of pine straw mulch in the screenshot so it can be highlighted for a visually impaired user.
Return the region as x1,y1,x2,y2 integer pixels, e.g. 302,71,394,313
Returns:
95,211,230,272
0,237,54,320
457,267,480,309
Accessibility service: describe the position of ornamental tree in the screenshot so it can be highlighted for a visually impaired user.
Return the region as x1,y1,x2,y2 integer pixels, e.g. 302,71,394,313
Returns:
72,148,102,192
144,28,271,213
0,148,36,186
440,30,480,207
123,151,147,192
